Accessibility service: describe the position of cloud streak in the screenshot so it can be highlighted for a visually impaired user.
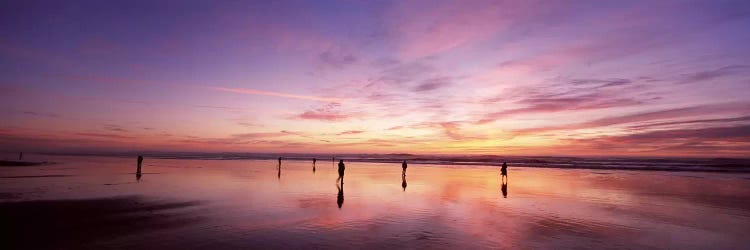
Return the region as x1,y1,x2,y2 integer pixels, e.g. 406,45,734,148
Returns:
211,87,340,102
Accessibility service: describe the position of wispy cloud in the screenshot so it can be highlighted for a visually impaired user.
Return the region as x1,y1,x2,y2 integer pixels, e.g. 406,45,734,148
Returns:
211,87,340,102
337,130,364,135
385,0,547,59
22,111,59,118
515,103,750,135
102,124,127,132
317,46,358,69
627,116,750,130
292,103,358,121
479,93,643,124
75,132,135,139
679,65,749,84
412,77,453,92
561,125,750,155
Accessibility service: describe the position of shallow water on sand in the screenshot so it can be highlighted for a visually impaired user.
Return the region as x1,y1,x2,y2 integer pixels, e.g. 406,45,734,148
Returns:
2,155,750,249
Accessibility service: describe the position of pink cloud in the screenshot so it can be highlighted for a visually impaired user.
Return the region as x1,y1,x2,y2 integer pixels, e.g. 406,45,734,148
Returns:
337,130,364,135
296,111,351,121
387,1,514,59
559,125,750,156
211,87,340,102
291,103,358,121
62,75,160,86
479,95,643,124
514,102,750,135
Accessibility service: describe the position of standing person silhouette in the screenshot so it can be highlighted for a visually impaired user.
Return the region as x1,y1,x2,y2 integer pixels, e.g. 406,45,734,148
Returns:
313,158,317,172
336,160,345,184
136,155,143,176
402,160,408,176
501,162,508,181
278,157,282,167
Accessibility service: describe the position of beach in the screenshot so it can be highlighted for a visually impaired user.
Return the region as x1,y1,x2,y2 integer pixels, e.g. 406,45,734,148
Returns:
2,154,750,249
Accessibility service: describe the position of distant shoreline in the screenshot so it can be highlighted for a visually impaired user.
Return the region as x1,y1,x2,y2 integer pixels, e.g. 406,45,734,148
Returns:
30,153,750,173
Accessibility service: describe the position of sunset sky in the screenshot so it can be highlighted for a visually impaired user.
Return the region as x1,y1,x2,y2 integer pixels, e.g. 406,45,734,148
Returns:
1,0,750,156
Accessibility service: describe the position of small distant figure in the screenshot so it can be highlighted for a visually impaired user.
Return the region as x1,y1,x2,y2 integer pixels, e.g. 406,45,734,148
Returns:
136,155,144,176
500,162,508,181
336,160,345,184
19,152,23,160
337,182,344,209
278,157,282,167
402,174,407,192
332,156,335,168
402,160,408,176
313,158,317,172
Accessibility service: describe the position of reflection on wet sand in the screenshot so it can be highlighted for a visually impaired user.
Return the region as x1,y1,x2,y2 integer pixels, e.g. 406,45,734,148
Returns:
1,156,750,249
0,196,204,249
501,178,508,198
336,182,344,209
402,174,407,191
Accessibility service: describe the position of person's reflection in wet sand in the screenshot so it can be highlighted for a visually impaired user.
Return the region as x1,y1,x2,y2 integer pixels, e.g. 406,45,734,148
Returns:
501,177,508,198
277,165,281,179
313,158,316,173
136,173,142,182
402,174,407,191
337,182,344,209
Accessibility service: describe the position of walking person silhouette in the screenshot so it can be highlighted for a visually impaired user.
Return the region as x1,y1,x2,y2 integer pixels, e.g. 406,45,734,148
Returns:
136,155,143,176
402,160,407,176
500,162,508,182
336,160,345,184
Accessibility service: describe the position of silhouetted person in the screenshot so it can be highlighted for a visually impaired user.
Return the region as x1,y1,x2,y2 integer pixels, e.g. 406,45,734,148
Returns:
336,160,345,184
501,179,508,198
136,155,143,175
19,152,23,160
501,162,508,181
313,158,316,172
278,157,282,168
337,182,344,209
402,174,407,191
402,160,407,176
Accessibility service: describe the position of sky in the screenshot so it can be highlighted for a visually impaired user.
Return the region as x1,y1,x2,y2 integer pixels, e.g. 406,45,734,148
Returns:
1,0,750,157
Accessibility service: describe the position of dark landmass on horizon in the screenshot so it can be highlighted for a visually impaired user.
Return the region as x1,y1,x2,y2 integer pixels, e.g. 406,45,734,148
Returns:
0,160,51,167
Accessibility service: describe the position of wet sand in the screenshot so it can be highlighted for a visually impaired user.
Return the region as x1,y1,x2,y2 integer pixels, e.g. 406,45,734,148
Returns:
1,155,750,249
